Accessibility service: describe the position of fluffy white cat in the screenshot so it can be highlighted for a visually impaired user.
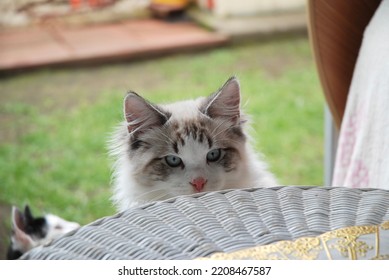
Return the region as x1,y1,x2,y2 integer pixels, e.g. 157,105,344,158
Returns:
110,77,278,210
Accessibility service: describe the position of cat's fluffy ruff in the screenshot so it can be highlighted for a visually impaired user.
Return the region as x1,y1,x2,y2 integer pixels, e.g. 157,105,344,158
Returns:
110,77,277,211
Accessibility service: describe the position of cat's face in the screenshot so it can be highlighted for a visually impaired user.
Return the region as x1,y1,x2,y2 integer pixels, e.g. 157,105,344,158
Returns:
121,77,250,202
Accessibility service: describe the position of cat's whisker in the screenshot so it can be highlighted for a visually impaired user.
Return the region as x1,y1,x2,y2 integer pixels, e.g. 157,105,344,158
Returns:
134,187,169,201
149,131,174,147
135,187,166,197
149,192,172,201
160,132,174,142
145,142,174,151
212,122,244,141
211,119,231,136
212,120,241,139
212,125,235,140
214,139,242,146
157,130,176,144
213,132,244,144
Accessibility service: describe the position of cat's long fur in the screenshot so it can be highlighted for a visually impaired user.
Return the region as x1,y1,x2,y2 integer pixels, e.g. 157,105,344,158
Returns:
109,77,277,210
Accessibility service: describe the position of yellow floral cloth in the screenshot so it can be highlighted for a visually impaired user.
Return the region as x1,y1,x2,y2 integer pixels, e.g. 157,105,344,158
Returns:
199,221,389,260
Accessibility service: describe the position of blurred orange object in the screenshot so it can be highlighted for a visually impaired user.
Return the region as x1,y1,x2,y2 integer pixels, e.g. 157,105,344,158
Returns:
70,0,115,10
70,0,81,9
150,0,191,17
151,0,190,7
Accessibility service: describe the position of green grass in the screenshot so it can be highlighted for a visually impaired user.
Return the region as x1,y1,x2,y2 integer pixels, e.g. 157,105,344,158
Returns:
0,36,324,228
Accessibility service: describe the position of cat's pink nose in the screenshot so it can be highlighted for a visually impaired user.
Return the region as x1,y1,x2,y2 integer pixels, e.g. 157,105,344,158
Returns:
190,177,207,192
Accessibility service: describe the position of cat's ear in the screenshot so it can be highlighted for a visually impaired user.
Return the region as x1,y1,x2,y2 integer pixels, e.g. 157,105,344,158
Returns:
12,206,26,233
11,206,35,252
202,77,241,124
124,92,171,134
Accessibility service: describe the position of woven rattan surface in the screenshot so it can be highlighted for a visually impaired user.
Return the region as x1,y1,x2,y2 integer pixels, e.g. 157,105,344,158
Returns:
21,186,389,260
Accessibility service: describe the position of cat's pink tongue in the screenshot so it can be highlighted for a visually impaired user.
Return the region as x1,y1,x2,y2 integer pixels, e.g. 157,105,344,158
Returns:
190,177,207,192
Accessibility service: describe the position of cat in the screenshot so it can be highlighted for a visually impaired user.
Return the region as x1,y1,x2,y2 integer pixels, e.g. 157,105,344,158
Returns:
7,205,80,260
109,77,278,211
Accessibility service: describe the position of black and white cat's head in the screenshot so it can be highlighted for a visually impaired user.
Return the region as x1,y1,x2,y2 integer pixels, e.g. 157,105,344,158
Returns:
110,77,277,210
7,205,80,260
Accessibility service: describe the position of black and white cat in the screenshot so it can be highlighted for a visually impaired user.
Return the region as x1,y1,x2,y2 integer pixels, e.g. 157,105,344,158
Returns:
7,205,80,260
110,77,278,210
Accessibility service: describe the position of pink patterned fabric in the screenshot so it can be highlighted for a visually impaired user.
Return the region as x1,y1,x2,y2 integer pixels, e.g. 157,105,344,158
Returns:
332,0,389,190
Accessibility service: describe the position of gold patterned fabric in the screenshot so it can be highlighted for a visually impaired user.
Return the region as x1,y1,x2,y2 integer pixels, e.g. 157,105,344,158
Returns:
199,221,389,260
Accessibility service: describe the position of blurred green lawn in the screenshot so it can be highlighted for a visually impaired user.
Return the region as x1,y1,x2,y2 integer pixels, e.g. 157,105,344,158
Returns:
0,36,324,228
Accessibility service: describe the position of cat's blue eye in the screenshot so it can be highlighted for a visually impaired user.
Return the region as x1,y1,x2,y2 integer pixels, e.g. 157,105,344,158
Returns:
165,155,182,167
207,148,221,162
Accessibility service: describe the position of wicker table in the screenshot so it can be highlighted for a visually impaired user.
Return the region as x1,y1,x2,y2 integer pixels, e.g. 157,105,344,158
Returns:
21,186,389,260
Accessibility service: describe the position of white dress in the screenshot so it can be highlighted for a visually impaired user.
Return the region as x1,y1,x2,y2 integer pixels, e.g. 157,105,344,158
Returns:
332,0,389,189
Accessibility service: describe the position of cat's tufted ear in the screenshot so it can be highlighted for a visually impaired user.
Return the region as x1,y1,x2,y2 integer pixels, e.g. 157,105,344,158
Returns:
202,77,241,124
124,92,171,134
